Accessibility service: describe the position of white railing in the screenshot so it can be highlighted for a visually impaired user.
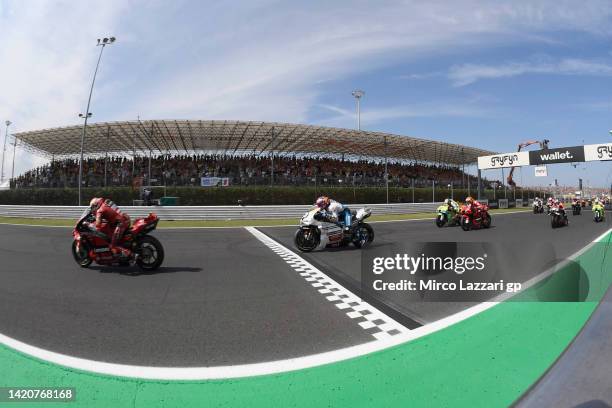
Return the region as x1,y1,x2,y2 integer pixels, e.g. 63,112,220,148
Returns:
0,203,441,221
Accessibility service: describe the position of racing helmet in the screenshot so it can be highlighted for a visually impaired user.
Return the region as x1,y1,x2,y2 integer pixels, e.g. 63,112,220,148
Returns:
444,198,451,205
465,196,474,204
89,197,104,211
316,196,330,209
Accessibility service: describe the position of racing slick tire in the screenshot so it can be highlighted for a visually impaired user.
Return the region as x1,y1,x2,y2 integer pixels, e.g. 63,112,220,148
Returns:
482,213,492,229
294,228,320,252
135,235,164,271
461,215,472,231
435,214,446,228
353,223,374,248
71,240,92,268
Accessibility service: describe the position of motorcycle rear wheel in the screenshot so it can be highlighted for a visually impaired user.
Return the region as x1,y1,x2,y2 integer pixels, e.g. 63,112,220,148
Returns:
135,236,164,271
294,228,320,252
71,240,92,268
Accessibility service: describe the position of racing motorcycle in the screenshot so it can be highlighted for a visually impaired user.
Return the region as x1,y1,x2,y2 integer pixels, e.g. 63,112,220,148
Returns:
593,206,605,223
460,204,491,231
72,209,165,271
435,204,460,227
294,207,374,252
550,206,569,228
532,201,544,214
572,202,581,215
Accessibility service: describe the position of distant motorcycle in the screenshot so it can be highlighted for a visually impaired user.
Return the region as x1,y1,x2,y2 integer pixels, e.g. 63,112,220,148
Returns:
294,207,374,252
460,204,491,231
593,205,605,223
435,205,460,227
533,201,544,214
572,202,581,215
72,209,164,271
550,206,569,228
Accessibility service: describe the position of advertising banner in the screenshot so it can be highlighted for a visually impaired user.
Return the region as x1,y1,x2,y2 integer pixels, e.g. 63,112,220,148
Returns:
534,165,547,177
528,146,585,165
200,177,230,187
584,142,612,162
477,151,530,170
477,142,612,170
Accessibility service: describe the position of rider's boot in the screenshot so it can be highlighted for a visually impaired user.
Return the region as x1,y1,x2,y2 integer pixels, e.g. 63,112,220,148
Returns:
111,246,131,260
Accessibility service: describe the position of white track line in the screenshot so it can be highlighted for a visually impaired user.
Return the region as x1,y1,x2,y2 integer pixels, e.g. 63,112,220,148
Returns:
245,227,408,340
0,222,605,381
0,209,531,229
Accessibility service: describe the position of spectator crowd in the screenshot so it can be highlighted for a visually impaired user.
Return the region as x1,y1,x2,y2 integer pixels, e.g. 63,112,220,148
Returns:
11,154,494,189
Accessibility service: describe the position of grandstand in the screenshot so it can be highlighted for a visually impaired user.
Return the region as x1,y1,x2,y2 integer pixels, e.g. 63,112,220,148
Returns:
11,120,496,190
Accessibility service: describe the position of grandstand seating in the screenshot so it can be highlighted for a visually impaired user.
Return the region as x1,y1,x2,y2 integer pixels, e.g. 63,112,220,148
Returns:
11,154,496,189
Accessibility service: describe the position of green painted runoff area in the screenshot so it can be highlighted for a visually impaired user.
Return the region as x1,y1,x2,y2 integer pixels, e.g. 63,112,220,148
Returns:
1,234,610,408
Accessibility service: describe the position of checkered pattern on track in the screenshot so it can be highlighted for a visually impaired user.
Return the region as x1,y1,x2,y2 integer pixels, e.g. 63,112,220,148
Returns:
246,227,408,340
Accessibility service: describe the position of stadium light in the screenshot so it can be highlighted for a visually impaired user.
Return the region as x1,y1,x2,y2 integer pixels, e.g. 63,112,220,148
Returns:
10,130,18,181
1,120,11,183
351,89,365,131
77,36,116,206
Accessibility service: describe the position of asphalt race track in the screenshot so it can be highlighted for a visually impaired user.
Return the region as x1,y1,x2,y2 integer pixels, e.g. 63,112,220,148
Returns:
0,211,609,367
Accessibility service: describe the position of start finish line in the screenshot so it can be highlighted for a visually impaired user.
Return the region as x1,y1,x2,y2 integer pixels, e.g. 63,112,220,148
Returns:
477,142,612,170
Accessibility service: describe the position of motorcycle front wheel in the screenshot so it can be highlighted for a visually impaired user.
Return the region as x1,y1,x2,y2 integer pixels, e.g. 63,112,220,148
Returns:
71,240,92,268
461,215,471,231
435,215,446,228
135,235,164,271
353,223,374,248
551,215,559,229
294,228,320,252
482,213,492,228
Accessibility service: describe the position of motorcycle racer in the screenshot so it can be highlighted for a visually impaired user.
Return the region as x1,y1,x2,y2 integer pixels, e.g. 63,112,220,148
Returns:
464,196,484,217
89,197,132,259
316,196,352,234
444,198,460,214
593,199,605,221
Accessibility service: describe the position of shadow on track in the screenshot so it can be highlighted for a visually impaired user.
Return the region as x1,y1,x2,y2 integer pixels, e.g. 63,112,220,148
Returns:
90,266,203,276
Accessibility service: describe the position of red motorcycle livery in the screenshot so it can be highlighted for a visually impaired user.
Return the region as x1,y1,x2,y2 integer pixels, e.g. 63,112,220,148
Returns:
72,209,165,271
460,204,492,231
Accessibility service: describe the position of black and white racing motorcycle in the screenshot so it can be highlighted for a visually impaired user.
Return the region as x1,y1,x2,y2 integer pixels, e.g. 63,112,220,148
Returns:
294,207,374,252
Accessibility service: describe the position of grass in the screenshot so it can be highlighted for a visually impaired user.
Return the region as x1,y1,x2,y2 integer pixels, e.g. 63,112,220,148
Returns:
0,207,531,228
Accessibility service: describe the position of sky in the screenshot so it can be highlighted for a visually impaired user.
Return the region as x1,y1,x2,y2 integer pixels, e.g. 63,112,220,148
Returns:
1,0,612,188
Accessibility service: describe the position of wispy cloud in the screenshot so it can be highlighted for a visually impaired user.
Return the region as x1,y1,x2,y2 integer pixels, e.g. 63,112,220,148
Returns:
4,0,612,176
449,58,612,86
315,100,491,129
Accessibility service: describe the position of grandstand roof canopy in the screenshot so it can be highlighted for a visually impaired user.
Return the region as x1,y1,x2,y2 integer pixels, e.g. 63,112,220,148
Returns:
14,120,495,165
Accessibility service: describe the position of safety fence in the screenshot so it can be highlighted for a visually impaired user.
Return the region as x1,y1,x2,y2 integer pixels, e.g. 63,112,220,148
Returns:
0,203,442,221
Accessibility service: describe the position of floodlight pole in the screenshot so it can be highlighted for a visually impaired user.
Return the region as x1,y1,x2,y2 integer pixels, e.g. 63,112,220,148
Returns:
270,127,275,186
351,90,364,131
477,169,482,200
11,133,18,181
1,120,11,183
77,36,116,206
384,135,389,204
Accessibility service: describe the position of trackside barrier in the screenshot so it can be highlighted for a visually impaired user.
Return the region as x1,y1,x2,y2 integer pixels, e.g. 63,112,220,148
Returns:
0,203,442,221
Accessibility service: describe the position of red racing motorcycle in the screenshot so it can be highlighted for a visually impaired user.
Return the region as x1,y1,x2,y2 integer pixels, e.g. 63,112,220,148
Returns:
460,204,492,231
72,209,164,271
